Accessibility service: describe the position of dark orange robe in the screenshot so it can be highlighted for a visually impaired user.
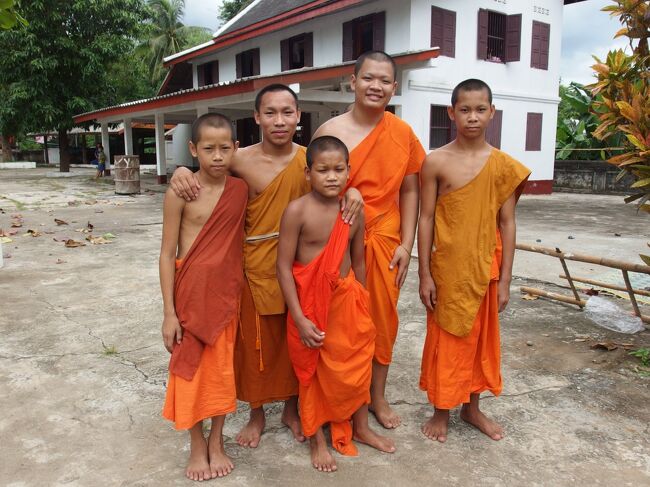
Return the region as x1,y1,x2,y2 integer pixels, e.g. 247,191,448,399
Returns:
163,177,247,429
235,148,311,408
347,112,425,365
288,218,375,456
419,149,530,409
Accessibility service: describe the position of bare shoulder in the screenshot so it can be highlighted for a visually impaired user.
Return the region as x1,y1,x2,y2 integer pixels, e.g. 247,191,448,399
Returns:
423,147,452,173
313,113,349,138
283,193,309,221
164,187,185,208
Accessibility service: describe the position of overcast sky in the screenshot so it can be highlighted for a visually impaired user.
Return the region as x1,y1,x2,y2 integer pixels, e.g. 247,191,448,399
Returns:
183,0,629,85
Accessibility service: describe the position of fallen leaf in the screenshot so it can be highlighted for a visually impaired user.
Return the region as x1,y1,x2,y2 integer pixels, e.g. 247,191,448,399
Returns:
591,342,618,351
54,218,69,226
84,200,98,205
86,235,112,245
522,293,539,301
615,342,635,350
64,239,85,248
0,237,12,243
56,258,66,264
87,221,94,231
75,228,92,234
25,229,42,237
102,233,116,239
585,288,600,296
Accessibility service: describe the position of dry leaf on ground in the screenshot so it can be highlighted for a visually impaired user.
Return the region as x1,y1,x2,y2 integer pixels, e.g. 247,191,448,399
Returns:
0,236,12,243
64,239,85,248
591,341,618,351
54,218,68,226
522,294,539,301
86,235,112,245
25,229,42,237
56,258,66,264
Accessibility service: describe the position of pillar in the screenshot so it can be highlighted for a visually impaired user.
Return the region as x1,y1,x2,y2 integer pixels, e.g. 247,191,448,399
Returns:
155,113,167,184
101,122,111,175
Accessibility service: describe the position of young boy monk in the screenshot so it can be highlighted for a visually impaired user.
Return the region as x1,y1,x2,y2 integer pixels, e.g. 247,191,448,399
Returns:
160,113,247,480
417,79,531,443
313,51,425,429
277,135,395,472
169,85,363,449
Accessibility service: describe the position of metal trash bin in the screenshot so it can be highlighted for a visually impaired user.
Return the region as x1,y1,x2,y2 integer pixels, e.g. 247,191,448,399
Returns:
114,155,140,195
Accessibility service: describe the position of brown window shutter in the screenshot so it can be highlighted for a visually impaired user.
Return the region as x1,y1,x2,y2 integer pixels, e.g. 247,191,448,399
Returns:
372,11,386,51
540,22,550,70
486,109,503,149
477,9,488,60
430,6,444,50
211,61,219,84
531,21,541,68
197,64,205,86
443,9,456,58
505,14,521,62
280,38,290,71
304,32,313,67
526,112,543,151
235,53,242,78
252,48,260,76
342,20,354,61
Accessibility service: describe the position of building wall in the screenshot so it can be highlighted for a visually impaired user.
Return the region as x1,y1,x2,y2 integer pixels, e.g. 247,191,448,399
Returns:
189,0,567,185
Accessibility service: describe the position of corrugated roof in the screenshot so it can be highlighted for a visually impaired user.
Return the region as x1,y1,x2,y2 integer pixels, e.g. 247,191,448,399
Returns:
221,0,320,35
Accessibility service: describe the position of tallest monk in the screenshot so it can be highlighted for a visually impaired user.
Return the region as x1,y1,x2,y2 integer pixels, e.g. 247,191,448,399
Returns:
169,84,363,447
313,51,426,428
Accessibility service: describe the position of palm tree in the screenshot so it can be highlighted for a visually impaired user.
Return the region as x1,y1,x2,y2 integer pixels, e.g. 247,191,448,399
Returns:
142,0,211,83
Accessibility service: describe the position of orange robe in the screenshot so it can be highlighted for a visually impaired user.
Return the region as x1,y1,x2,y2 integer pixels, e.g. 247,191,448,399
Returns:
419,149,530,409
163,177,248,429
288,218,375,456
235,148,311,408
347,111,425,365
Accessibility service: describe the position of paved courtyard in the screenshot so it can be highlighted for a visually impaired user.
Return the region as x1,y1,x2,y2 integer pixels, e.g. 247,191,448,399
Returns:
1,168,649,486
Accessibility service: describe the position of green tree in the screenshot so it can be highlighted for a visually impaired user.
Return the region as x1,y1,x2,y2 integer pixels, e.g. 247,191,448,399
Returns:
0,0,147,170
218,0,252,23
0,0,26,30
141,0,211,85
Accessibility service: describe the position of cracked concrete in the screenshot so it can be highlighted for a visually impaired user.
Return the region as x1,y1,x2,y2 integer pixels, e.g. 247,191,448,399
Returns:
1,168,649,486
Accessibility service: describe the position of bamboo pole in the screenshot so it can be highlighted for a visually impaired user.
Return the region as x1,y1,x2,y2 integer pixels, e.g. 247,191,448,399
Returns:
520,287,587,306
559,274,650,297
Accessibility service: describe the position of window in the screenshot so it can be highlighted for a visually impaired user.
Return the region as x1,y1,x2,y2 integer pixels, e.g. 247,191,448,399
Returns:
431,6,456,58
430,105,452,149
526,112,543,151
531,21,550,70
342,12,385,61
486,110,503,149
198,61,219,87
477,9,521,63
281,33,313,71
236,48,260,78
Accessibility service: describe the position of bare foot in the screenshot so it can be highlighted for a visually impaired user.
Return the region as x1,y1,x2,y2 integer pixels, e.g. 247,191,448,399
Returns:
208,432,234,478
310,430,337,473
460,406,504,441
421,409,449,443
236,407,265,448
186,437,211,481
353,426,396,453
370,398,401,429
281,399,306,443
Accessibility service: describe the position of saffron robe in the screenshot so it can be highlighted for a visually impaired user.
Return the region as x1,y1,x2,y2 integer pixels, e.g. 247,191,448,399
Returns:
419,149,530,409
235,148,311,407
163,177,247,428
288,218,375,456
347,111,425,365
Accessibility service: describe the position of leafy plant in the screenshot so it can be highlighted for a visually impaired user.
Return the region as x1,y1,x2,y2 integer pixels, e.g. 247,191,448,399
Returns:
218,0,253,23
0,0,27,30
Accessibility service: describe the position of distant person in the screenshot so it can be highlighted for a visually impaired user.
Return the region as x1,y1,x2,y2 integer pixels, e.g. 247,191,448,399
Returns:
417,79,530,443
159,113,247,480
277,136,395,473
94,146,106,179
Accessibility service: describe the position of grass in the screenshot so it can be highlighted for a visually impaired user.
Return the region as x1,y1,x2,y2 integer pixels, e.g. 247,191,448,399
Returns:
103,345,118,356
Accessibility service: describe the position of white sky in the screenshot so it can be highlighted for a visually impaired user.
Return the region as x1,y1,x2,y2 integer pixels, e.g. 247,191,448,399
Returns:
183,0,630,85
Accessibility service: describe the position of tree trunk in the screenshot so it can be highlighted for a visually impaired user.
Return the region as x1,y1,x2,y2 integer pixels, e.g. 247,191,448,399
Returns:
0,134,14,162
58,128,70,172
44,134,49,164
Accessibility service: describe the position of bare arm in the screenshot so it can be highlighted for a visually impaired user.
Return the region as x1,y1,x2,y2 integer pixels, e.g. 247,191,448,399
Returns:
169,166,201,201
417,155,439,311
389,173,419,288
497,193,517,312
277,203,325,348
350,211,366,287
159,189,184,352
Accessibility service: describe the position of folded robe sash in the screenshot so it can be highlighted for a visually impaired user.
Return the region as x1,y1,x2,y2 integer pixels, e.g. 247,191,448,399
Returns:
287,217,350,386
169,177,248,381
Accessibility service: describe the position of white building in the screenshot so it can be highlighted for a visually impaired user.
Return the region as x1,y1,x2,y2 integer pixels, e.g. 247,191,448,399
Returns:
74,0,586,192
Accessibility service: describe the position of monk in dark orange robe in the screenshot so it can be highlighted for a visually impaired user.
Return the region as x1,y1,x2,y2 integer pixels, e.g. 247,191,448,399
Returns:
417,79,531,443
277,136,395,472
160,114,247,480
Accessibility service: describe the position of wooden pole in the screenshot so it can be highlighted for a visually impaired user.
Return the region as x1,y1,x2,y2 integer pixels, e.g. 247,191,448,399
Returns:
559,274,650,298
520,286,587,307
555,247,584,308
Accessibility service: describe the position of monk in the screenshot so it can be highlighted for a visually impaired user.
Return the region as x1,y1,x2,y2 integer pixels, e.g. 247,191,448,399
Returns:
418,78,531,443
277,135,395,472
160,113,247,480
313,51,425,429
169,84,363,448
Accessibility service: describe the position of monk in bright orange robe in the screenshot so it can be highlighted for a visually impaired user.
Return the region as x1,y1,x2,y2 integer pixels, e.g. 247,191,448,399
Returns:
234,149,310,407
418,147,530,442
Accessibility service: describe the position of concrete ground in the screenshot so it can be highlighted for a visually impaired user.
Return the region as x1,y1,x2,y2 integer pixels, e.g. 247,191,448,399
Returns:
1,168,649,487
